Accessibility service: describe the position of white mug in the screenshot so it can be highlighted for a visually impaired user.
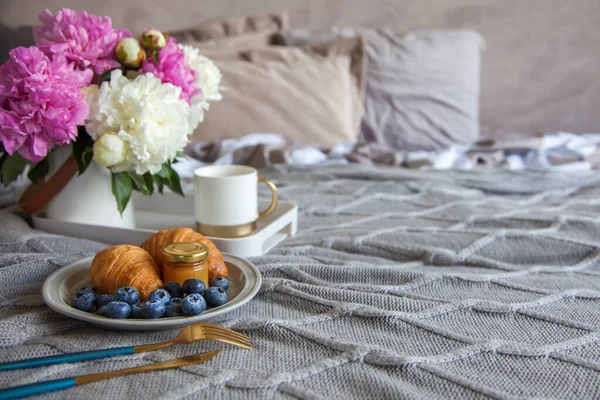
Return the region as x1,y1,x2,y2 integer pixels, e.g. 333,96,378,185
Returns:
193,165,278,238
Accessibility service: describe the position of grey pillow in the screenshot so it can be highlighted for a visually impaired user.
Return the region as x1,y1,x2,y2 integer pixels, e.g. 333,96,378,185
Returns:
277,28,484,151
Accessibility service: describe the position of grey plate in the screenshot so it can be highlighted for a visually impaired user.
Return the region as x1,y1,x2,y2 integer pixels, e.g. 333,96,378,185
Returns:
42,254,261,331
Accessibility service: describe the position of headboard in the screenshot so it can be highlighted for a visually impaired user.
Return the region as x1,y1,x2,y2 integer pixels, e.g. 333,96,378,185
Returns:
2,0,599,140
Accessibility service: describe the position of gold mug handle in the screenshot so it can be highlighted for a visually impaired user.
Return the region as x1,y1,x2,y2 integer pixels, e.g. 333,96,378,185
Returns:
258,177,278,218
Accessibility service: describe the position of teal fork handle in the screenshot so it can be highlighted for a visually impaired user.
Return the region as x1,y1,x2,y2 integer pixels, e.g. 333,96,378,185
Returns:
0,378,76,399
0,346,135,371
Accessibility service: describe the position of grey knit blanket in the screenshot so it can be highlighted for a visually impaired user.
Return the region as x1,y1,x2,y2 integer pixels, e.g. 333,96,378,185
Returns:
2,164,600,399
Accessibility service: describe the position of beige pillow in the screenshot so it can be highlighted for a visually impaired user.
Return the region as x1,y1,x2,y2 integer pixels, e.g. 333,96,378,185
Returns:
244,37,366,133
192,54,356,147
185,37,366,136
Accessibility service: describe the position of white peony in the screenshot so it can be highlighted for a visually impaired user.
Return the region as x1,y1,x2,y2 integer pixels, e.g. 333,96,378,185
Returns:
85,70,191,175
179,44,224,129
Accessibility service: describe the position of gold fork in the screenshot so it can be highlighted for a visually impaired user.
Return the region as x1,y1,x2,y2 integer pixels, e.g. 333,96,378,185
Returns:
136,322,252,352
0,323,251,372
0,350,220,399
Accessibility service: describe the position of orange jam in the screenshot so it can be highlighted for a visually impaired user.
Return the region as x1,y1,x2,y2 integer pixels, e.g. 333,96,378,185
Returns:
162,242,209,287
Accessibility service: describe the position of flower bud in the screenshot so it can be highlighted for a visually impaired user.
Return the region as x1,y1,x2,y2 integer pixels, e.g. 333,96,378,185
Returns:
93,133,127,168
141,29,167,51
115,38,146,68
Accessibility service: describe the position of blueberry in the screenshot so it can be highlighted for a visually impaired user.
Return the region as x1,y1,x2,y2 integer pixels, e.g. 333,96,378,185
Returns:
99,301,131,318
204,287,228,308
76,285,97,297
182,279,206,295
209,277,229,291
141,300,166,319
71,291,96,312
181,293,206,316
96,294,113,308
147,289,171,305
163,282,184,299
164,298,183,317
113,286,139,306
129,303,143,319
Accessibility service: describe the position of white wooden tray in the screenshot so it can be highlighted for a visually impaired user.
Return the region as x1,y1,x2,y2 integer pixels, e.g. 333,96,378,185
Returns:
32,193,297,257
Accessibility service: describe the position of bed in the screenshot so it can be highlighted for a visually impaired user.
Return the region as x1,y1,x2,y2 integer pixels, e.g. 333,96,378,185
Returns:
1,1,600,399
2,165,600,398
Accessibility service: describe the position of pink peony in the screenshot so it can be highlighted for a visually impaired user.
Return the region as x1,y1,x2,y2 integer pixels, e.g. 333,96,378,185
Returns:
34,8,132,76
0,46,92,162
139,36,199,103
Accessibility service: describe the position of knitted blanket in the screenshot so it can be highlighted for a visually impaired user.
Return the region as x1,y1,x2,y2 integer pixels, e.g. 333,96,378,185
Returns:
2,164,600,399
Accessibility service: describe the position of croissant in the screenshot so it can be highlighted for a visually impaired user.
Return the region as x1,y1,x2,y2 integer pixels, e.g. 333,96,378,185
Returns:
90,245,163,301
141,227,228,279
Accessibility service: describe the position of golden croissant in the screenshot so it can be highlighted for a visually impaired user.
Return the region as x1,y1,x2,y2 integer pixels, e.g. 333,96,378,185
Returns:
90,245,163,301
141,227,228,279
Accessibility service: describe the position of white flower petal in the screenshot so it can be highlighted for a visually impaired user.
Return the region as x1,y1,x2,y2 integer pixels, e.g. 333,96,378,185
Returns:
179,44,223,130
85,70,191,175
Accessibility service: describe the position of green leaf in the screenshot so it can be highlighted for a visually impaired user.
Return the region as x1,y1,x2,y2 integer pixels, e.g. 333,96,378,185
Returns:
27,157,50,183
153,51,159,63
167,165,184,196
72,127,95,175
155,163,170,179
111,172,133,215
129,171,153,196
153,173,169,190
98,67,121,83
152,163,183,196
1,153,28,187
143,172,154,194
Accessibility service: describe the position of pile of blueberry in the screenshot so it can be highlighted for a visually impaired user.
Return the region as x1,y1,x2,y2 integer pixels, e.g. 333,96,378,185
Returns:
71,277,229,319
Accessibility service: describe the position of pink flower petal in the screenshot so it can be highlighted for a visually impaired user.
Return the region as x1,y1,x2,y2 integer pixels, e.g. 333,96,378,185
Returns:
0,46,92,162
33,8,131,77
139,37,200,104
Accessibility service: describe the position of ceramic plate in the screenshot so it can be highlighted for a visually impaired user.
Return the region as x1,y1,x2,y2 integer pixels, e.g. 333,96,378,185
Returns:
42,254,261,331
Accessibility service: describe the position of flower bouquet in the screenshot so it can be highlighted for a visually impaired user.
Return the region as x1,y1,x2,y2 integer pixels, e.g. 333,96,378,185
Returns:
0,8,222,215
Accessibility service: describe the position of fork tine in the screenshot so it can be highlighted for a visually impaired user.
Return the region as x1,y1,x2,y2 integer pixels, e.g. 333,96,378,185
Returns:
200,322,243,332
202,327,252,346
201,323,250,342
200,322,244,333
202,330,251,346
205,335,252,349
201,324,250,342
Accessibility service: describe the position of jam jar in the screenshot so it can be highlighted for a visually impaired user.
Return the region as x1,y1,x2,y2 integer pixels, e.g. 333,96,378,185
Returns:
162,242,209,287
